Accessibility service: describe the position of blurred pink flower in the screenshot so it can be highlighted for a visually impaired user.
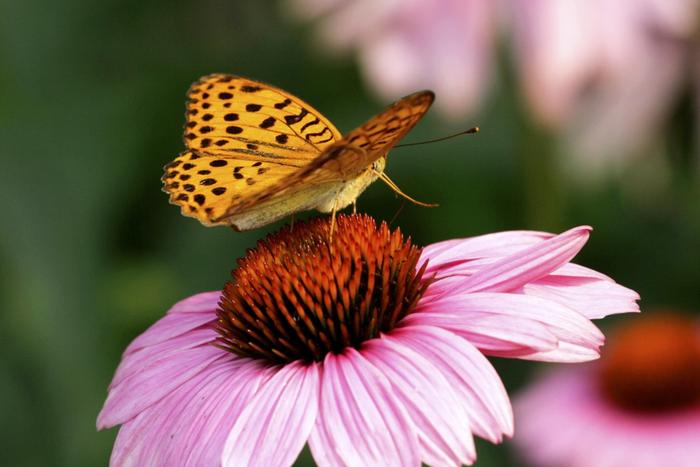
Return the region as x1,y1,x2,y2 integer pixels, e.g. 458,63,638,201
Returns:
291,0,699,169
514,312,700,467
510,0,700,172
288,0,499,118
97,215,638,466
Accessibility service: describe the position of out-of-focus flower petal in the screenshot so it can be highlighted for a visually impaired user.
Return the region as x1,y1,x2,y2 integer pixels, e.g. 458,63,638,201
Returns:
510,0,698,173
221,362,320,467
308,349,420,467
515,366,700,467
289,0,498,118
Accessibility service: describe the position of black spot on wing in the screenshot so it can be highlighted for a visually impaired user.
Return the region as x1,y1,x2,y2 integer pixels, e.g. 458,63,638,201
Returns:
284,108,308,125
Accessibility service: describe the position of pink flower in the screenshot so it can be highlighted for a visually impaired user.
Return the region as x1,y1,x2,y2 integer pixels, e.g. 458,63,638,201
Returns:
287,0,498,118
514,312,700,467
290,0,699,171
98,214,638,466
510,0,699,172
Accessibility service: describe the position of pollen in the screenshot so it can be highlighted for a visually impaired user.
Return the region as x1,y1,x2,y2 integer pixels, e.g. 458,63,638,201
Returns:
599,313,700,413
216,214,430,364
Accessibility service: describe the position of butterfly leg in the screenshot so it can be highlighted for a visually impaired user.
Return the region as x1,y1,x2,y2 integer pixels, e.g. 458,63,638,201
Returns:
352,200,357,214
290,213,295,232
329,199,339,246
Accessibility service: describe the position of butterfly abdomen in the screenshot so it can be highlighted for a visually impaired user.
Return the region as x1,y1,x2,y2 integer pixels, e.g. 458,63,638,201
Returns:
315,158,386,213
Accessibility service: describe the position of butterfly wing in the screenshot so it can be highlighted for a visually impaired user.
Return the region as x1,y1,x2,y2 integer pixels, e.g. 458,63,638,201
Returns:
340,89,435,159
183,74,342,156
162,150,304,225
163,74,344,225
217,90,435,218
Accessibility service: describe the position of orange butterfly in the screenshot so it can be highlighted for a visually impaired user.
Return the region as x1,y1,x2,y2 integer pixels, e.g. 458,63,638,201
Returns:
162,74,435,231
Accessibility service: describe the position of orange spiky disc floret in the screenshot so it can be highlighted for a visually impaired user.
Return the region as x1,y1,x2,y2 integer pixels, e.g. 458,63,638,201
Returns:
216,214,429,364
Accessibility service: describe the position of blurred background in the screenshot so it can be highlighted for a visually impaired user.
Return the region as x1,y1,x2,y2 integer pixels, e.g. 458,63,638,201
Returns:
1,1,698,465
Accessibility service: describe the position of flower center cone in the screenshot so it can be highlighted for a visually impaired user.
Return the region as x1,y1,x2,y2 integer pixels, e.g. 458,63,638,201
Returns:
216,214,429,364
599,313,700,413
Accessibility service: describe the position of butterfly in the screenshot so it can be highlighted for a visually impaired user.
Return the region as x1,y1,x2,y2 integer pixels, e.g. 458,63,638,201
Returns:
162,74,435,231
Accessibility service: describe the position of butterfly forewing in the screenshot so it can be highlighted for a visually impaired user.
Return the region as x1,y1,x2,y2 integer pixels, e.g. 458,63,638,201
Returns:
184,74,342,158
164,74,345,225
340,90,435,157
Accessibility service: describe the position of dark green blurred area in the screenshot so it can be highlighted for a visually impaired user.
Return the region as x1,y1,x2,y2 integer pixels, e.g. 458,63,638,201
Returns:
1,1,698,466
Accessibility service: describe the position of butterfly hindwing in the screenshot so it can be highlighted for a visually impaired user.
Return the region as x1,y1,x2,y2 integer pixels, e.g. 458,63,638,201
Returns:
340,90,435,158
162,150,299,225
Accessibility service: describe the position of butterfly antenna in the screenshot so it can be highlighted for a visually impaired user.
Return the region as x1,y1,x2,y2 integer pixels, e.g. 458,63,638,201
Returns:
389,200,406,226
373,170,438,208
394,126,480,148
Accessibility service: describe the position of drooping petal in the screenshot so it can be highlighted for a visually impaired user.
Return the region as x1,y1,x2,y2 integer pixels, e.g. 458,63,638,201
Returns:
98,341,223,429
110,357,271,466
411,292,605,362
125,311,216,356
454,226,591,295
362,334,476,466
111,328,217,389
524,264,640,319
526,343,601,362
390,325,513,443
405,307,559,356
221,361,320,467
308,349,420,467
168,291,221,314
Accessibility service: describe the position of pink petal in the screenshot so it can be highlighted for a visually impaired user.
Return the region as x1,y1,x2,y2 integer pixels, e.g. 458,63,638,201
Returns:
519,341,603,363
390,325,513,443
182,360,272,466
168,291,221,314
221,361,320,467
422,229,595,302
308,349,420,467
525,265,640,319
411,292,605,362
125,311,216,356
405,308,559,356
111,328,217,388
454,226,592,295
422,230,553,274
110,357,271,466
362,335,476,466
98,342,224,429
